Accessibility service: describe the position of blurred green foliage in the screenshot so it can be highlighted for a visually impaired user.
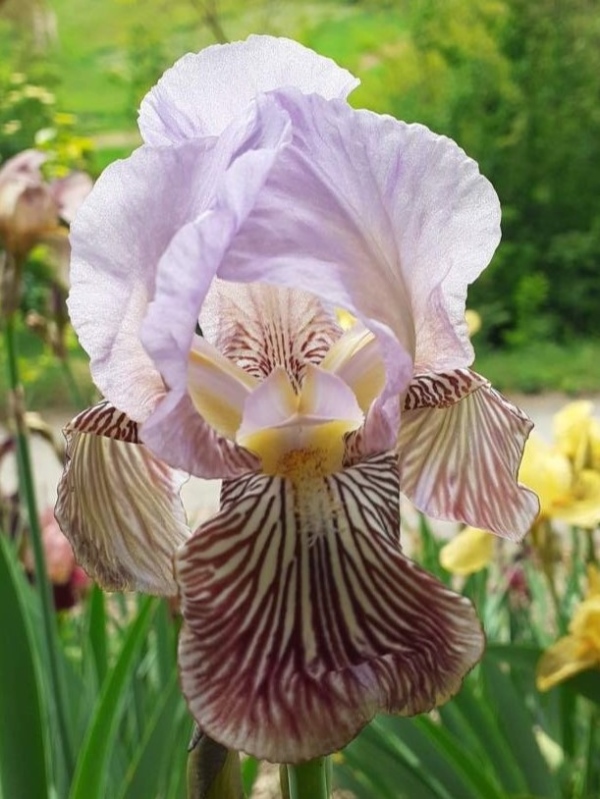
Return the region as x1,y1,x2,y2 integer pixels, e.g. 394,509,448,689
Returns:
305,0,600,349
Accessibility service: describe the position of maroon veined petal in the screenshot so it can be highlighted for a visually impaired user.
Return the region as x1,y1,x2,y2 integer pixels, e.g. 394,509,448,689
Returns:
176,453,483,763
55,401,190,595
199,281,341,385
398,371,539,539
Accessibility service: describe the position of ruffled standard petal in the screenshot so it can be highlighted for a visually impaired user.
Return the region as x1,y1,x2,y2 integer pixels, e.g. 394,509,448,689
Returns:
68,141,215,421
55,402,190,595
69,95,290,424
176,453,483,763
139,35,359,144
220,89,501,400
397,371,539,540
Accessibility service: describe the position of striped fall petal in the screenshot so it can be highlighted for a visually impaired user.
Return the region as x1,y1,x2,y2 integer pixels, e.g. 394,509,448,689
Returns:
176,453,484,763
398,370,539,539
55,401,190,595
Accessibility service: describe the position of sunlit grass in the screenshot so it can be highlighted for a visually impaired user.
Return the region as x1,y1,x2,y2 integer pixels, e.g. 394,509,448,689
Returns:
474,339,600,395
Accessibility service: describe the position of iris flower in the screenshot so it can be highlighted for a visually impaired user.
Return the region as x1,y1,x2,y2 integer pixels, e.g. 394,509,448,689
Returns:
0,149,92,314
537,566,600,691
519,426,600,529
55,36,537,762
0,149,91,259
439,526,495,576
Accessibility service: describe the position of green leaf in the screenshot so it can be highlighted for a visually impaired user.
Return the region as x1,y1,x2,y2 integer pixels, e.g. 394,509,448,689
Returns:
411,715,506,799
566,670,600,705
486,642,544,670
480,658,561,799
85,585,108,686
0,536,50,799
241,757,260,796
339,724,445,799
442,677,529,795
69,596,157,799
118,669,186,799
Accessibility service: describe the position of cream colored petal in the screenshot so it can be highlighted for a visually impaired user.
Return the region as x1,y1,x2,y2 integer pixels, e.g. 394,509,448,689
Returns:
319,324,386,412
187,335,258,440
55,402,190,595
439,527,494,576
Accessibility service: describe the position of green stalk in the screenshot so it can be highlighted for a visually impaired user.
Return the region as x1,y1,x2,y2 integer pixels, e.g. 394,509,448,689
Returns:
287,757,330,799
4,313,75,777
59,352,86,408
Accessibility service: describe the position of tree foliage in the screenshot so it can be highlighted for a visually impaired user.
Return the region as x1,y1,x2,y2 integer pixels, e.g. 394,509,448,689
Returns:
307,0,600,346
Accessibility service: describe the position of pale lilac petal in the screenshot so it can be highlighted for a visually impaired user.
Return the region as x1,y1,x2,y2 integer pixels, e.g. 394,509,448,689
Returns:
237,364,363,440
220,90,500,398
176,454,483,762
50,172,93,223
397,372,539,539
141,391,259,479
55,402,189,595
139,35,359,144
140,98,291,456
68,142,215,421
69,96,290,423
344,395,401,464
200,281,341,383
237,366,298,437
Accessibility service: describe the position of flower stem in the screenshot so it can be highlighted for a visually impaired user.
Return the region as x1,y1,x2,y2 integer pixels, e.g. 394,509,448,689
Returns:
287,757,330,799
4,312,75,777
59,352,86,408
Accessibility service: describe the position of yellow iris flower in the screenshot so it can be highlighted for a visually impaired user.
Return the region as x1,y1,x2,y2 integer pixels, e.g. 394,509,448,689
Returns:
537,566,600,691
439,526,494,575
553,400,600,472
518,403,600,529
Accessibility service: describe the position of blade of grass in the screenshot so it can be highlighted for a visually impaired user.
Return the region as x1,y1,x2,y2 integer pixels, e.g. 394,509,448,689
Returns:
85,585,108,686
442,677,528,795
4,312,75,778
411,715,506,799
480,658,560,799
69,596,157,799
342,719,457,799
0,536,49,799
118,669,185,799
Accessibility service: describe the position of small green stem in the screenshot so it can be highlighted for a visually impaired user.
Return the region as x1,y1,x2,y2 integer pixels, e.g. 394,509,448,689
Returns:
287,757,330,799
4,313,75,777
58,351,86,408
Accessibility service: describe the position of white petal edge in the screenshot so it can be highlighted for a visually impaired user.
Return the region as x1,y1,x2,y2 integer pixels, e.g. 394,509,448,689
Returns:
139,35,359,144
